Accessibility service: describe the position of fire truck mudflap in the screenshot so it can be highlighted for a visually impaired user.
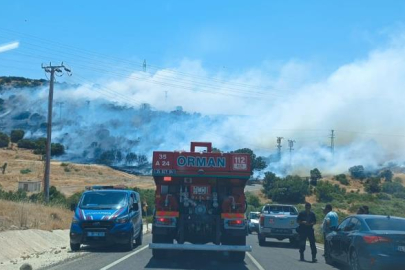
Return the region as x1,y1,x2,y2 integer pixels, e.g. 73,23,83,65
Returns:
149,142,253,261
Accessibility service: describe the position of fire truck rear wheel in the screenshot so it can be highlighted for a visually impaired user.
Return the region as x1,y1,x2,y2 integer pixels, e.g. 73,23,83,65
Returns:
222,236,246,262
152,234,172,259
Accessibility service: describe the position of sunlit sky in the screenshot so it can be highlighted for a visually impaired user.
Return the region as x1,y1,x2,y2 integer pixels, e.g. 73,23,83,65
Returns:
1,1,405,80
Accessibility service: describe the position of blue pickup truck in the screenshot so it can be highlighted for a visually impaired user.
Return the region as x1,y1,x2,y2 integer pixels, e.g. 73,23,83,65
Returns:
69,186,143,251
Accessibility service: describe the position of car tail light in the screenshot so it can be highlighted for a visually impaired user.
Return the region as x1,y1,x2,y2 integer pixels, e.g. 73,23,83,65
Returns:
156,217,173,225
228,219,244,227
363,235,391,244
260,215,264,226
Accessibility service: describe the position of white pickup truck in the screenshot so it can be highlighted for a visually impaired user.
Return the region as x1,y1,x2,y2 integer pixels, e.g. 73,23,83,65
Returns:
258,204,299,246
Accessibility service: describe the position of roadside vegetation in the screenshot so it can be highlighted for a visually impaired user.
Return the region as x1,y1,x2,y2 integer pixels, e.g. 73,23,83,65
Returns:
245,166,405,243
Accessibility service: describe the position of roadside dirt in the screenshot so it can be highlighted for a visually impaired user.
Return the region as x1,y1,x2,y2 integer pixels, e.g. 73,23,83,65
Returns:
0,147,155,196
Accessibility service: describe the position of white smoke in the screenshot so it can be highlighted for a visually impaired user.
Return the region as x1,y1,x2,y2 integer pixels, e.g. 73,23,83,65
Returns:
0,41,19,54
2,35,405,176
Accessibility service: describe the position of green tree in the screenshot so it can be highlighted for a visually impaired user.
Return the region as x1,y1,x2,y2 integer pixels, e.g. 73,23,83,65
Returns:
246,192,261,208
51,143,65,156
270,175,309,204
125,153,137,165
382,182,405,194
365,177,381,193
17,139,37,149
315,181,346,202
10,129,25,143
262,172,280,198
380,169,393,182
0,132,10,148
349,165,366,180
310,168,322,186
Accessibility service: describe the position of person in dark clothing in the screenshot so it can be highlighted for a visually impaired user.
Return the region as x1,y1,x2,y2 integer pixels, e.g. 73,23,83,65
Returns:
297,202,317,262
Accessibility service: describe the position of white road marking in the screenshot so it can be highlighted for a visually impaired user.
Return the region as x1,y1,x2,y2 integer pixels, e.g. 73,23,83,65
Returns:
99,245,149,270
246,252,266,270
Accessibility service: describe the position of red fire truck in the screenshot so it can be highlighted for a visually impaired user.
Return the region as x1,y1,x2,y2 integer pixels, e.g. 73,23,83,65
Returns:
149,142,252,261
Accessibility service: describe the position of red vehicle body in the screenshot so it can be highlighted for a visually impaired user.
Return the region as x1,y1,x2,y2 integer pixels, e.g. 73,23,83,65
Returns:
149,142,252,261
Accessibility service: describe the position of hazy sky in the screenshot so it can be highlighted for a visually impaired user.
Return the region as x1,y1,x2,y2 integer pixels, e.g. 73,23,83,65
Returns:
1,1,405,170
1,1,405,79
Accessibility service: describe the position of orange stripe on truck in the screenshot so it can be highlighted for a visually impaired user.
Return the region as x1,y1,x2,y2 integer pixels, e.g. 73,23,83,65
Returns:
221,213,245,219
156,211,179,217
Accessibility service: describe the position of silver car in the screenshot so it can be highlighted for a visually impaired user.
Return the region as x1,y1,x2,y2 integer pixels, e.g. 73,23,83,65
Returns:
248,212,260,234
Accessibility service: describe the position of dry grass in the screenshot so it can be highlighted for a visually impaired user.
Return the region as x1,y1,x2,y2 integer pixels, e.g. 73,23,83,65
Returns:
0,199,72,231
0,147,155,196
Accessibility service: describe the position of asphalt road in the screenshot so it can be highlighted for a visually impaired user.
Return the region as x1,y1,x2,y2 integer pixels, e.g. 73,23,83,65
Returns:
42,233,345,270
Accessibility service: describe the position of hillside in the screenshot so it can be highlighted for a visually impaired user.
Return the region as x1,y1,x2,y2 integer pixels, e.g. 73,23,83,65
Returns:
0,147,154,196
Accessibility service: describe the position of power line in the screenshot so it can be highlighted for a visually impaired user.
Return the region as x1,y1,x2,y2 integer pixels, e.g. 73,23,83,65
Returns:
0,29,287,97
41,62,71,203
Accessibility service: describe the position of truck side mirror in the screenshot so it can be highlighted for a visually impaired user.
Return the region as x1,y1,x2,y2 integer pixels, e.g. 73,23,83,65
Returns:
70,203,76,211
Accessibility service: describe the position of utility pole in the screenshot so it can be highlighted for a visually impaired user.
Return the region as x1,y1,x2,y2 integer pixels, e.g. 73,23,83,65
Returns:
276,137,284,161
41,62,71,203
143,59,147,72
288,139,295,166
330,129,335,155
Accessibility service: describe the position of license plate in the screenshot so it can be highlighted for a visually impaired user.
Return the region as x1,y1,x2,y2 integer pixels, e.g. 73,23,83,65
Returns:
87,232,105,237
397,246,405,252
192,186,208,195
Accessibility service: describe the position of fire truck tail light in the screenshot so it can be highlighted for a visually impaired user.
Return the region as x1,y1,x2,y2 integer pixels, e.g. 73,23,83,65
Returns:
156,217,173,225
260,215,264,226
228,219,244,227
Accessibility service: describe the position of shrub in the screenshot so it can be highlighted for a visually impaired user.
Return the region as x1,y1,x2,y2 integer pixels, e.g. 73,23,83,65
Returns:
270,175,309,204
393,192,405,199
349,165,366,180
335,174,349,185
10,129,25,143
364,177,381,193
315,181,346,202
380,169,393,182
20,169,31,174
262,172,281,198
246,192,261,208
376,193,391,200
310,168,322,186
0,132,10,148
18,139,37,149
382,182,405,194
51,143,65,156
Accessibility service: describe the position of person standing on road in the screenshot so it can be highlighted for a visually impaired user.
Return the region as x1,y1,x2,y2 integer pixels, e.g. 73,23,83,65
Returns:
297,202,317,262
322,204,338,255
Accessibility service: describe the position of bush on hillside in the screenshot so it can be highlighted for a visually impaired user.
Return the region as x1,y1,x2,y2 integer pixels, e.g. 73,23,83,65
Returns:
246,192,261,208
269,175,309,204
10,129,25,143
364,177,381,193
310,168,322,186
18,139,37,149
315,181,346,202
380,169,393,182
0,132,9,148
349,165,366,180
335,174,349,185
262,172,281,198
393,192,405,199
382,182,405,194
